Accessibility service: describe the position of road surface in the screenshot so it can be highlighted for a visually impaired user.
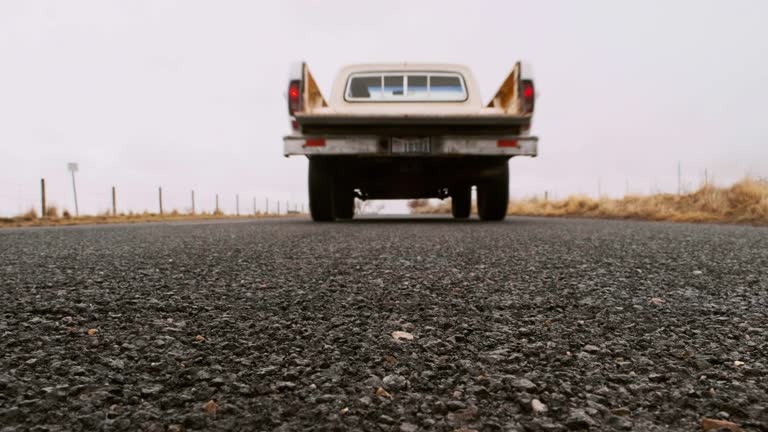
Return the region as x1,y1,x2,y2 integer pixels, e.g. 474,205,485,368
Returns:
1,216,766,431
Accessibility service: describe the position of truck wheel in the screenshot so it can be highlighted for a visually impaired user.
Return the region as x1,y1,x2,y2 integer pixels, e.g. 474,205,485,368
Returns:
477,164,509,221
451,186,471,219
309,158,335,221
334,184,354,219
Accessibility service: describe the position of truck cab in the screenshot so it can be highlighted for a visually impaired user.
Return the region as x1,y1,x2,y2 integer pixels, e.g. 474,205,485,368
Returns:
284,62,538,221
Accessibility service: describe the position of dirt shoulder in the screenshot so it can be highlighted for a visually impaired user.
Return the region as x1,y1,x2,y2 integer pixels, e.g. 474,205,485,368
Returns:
411,178,768,226
0,213,299,229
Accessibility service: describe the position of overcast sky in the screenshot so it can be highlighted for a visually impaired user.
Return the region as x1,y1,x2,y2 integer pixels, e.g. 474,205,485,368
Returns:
1,0,767,216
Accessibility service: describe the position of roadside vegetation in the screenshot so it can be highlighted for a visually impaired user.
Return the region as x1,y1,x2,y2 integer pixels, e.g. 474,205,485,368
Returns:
0,206,292,228
410,177,768,225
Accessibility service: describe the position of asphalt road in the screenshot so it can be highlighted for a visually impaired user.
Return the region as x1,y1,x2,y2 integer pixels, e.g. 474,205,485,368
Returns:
1,216,766,431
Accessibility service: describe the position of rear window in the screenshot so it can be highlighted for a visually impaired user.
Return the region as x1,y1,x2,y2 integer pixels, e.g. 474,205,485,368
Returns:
345,72,467,102
429,76,464,101
347,76,381,99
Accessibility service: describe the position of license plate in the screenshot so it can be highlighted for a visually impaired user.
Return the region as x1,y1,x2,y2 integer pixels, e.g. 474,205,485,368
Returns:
391,137,431,154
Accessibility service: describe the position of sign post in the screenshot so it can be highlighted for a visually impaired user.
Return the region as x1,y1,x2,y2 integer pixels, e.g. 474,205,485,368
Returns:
67,162,79,217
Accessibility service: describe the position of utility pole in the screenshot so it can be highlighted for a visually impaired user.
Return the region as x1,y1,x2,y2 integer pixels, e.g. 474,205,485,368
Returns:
677,161,682,195
112,186,116,216
266,198,269,214
253,197,256,215
277,200,280,215
40,178,46,218
191,190,195,215
67,162,79,217
215,194,220,214
236,194,240,216
158,187,164,215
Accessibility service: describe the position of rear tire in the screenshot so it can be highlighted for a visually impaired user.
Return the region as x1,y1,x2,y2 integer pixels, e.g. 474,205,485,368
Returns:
451,186,471,219
309,158,335,222
477,163,509,221
334,183,354,219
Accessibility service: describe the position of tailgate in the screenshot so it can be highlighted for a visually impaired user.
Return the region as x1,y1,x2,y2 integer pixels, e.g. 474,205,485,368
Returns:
294,113,530,136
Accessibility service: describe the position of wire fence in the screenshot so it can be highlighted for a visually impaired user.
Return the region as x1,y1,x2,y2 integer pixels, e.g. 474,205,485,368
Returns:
12,177,306,219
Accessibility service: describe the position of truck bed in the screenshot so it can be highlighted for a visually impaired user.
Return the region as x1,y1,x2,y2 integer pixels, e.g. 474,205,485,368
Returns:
290,62,534,136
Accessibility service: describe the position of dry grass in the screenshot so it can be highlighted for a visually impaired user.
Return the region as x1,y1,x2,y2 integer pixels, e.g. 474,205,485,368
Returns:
411,178,768,225
0,210,296,228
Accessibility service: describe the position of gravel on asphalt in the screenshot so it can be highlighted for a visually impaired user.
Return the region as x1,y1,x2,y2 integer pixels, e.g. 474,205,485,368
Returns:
0,216,766,431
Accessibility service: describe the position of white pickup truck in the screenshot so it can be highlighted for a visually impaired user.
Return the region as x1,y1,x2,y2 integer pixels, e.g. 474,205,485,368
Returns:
283,62,538,221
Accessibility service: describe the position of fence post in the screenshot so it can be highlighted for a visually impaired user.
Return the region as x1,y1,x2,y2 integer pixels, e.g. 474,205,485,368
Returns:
40,178,46,218
158,187,163,215
112,186,117,216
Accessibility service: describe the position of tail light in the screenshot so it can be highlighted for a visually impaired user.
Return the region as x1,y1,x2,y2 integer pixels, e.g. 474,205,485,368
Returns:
521,80,534,114
288,80,302,115
497,139,518,148
304,138,325,147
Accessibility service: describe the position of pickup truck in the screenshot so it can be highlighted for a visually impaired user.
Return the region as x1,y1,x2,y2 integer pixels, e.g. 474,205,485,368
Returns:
283,62,538,221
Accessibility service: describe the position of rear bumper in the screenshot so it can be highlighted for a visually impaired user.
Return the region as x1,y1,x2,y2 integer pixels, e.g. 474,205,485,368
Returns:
283,135,538,157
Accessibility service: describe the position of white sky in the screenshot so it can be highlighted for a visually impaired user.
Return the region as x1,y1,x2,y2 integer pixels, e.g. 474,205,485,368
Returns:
1,0,767,216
